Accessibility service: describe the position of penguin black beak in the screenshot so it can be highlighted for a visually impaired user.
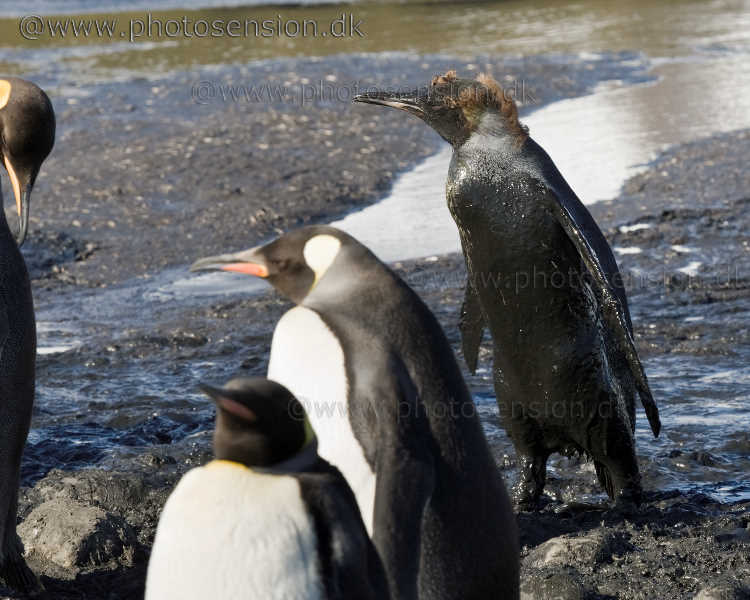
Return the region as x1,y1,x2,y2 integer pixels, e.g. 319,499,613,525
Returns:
353,91,426,118
190,248,269,278
198,382,225,401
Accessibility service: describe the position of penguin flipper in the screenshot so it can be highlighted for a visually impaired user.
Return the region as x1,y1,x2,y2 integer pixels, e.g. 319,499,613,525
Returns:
540,186,661,438
371,354,435,600
297,466,390,600
459,278,485,375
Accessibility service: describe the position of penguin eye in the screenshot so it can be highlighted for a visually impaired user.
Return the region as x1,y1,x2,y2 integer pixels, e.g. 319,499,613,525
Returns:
269,258,290,272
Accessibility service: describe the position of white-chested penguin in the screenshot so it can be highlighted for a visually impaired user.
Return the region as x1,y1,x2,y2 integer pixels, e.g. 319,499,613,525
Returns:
191,226,520,600
353,71,661,509
0,77,55,593
146,377,389,600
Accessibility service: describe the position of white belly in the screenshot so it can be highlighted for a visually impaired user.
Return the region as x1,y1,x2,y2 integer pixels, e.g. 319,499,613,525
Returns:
268,306,376,533
146,461,323,600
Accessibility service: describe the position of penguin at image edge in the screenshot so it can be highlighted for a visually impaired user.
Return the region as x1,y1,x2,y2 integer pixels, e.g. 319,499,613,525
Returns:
0,76,55,593
191,226,520,600
145,377,389,600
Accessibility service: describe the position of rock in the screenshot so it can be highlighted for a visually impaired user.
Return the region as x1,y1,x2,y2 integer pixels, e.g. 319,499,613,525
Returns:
525,536,600,569
694,581,750,600
19,499,139,576
521,568,592,600
19,467,179,551
524,531,634,570
169,330,208,348
714,527,750,544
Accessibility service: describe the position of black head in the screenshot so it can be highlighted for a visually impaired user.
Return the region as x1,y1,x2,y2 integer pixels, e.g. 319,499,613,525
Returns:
353,70,527,147
191,225,367,305
0,77,56,245
200,377,314,468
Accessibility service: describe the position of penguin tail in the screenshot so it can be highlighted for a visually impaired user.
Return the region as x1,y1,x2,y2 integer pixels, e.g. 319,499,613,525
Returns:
593,461,615,500
0,554,43,595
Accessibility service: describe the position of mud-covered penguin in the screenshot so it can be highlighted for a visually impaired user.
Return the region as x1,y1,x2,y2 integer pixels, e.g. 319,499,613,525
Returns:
146,377,389,600
353,71,660,508
0,76,55,593
191,226,520,600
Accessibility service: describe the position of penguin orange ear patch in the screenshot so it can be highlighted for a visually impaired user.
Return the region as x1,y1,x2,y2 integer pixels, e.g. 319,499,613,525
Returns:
0,80,11,110
218,397,258,423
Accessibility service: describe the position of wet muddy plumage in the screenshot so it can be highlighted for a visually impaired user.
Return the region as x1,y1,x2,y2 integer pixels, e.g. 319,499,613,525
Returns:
354,72,661,508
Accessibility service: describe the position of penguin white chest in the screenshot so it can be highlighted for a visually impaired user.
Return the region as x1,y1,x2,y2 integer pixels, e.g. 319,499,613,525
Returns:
268,306,376,533
146,461,323,600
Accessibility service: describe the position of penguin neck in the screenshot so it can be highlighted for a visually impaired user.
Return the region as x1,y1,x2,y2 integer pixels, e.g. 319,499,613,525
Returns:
260,437,319,473
231,437,319,475
458,111,523,156
213,409,320,473
301,251,399,314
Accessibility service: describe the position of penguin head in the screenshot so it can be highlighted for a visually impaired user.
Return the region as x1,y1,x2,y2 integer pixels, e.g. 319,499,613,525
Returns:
200,377,315,468
0,78,56,246
191,226,359,304
353,70,527,147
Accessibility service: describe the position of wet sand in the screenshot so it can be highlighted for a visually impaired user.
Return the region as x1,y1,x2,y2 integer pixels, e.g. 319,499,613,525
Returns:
3,57,748,598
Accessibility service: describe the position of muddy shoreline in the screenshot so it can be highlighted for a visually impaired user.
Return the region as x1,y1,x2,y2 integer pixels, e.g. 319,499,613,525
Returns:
21,50,651,287
4,56,748,598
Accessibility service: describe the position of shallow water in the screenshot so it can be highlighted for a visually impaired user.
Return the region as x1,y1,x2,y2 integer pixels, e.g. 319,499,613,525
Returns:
9,0,750,502
27,269,262,483
2,0,750,79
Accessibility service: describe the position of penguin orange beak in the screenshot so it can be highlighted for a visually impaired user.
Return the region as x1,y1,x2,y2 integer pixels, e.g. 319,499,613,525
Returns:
190,249,269,278
2,156,31,246
219,263,269,277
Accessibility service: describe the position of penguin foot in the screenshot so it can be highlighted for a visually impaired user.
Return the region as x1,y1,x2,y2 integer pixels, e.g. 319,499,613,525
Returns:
512,484,546,512
0,555,43,596
514,497,540,513
610,487,642,515
553,501,609,515
593,460,615,499
513,453,549,511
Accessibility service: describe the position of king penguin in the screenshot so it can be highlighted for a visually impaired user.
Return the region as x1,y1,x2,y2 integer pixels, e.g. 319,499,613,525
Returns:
191,226,520,600
0,76,55,593
353,71,661,508
146,377,389,600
